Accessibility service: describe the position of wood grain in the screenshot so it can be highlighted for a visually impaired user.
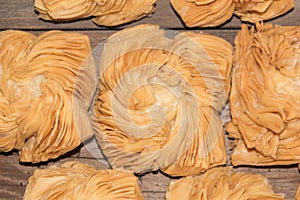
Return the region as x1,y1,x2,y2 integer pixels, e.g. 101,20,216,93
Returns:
0,0,300,200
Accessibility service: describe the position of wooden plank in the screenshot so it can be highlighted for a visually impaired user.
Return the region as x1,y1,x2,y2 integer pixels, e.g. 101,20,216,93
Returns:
0,0,299,30
1,152,299,200
139,172,170,193
0,185,24,200
27,28,239,48
142,192,165,200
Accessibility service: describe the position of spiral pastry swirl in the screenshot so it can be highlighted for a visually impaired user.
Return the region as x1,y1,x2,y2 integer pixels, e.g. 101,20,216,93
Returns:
0,30,96,162
93,24,232,175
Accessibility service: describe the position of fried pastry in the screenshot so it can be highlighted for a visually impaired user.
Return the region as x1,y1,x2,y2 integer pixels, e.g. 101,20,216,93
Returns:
227,23,300,166
170,0,294,27
93,24,232,176
24,161,143,200
0,30,96,162
34,0,156,26
166,166,284,200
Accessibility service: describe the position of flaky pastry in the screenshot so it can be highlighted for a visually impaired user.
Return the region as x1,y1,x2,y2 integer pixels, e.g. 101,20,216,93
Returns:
227,23,300,166
170,0,294,27
0,30,96,162
34,0,156,26
24,161,144,200
170,0,235,27
93,24,232,176
166,167,284,200
234,0,294,23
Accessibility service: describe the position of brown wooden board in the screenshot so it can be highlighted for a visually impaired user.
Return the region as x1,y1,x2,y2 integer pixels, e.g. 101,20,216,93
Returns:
0,0,300,200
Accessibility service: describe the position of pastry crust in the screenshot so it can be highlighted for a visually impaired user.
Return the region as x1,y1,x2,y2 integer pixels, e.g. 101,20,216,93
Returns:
166,166,285,200
227,23,300,166
0,30,96,162
170,0,294,27
170,0,235,27
24,161,144,200
34,0,156,26
93,24,232,176
296,184,300,200
234,0,294,23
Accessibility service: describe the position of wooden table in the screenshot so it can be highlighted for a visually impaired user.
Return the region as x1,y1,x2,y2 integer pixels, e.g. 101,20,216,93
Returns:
0,0,300,199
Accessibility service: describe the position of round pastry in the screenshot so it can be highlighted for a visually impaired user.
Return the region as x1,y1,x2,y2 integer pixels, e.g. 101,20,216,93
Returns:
93,24,232,176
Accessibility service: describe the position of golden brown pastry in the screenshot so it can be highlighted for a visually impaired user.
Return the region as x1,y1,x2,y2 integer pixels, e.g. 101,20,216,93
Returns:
170,0,294,27
34,0,156,26
227,23,300,166
170,0,235,27
0,30,96,162
166,167,285,200
234,0,294,23
296,184,300,200
24,161,144,200
93,24,232,176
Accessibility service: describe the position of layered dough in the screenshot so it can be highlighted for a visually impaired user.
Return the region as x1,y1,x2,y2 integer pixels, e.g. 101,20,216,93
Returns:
0,30,96,162
93,24,232,176
166,166,284,200
227,24,300,166
170,0,294,27
24,161,144,200
170,0,235,27
234,0,294,23
34,0,156,26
